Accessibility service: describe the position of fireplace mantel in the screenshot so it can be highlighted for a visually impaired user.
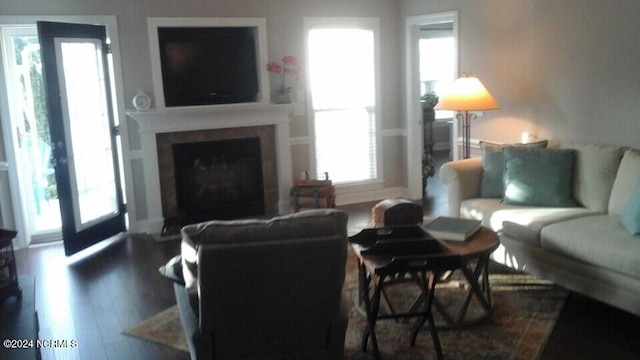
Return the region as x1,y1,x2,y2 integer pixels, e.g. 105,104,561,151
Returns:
130,103,297,133
128,103,299,233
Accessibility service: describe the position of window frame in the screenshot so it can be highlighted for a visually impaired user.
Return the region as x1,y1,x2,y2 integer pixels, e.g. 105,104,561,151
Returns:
303,17,383,192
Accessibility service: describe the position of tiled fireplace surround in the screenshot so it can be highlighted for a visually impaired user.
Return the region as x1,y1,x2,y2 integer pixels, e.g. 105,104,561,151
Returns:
128,104,298,234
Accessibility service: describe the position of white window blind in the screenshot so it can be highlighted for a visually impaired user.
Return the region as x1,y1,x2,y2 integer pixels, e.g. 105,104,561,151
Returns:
307,27,378,184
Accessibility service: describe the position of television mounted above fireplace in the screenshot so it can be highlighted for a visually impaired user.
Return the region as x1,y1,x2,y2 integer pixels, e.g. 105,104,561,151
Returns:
148,17,270,108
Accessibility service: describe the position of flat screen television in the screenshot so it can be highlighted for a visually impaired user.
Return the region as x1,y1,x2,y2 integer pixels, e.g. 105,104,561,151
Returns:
157,26,260,107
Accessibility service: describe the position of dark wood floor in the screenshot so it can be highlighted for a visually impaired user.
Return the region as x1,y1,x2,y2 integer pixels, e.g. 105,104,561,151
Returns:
5,152,640,359
12,234,187,360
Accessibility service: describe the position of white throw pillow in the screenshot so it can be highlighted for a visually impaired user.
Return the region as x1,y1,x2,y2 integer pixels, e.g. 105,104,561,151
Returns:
561,143,624,212
608,149,640,215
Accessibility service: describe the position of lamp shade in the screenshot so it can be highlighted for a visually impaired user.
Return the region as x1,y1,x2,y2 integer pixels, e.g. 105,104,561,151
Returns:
434,75,500,111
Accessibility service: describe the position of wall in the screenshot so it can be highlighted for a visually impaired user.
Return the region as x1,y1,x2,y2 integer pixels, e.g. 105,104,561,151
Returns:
400,0,640,148
4,0,637,236
0,0,403,233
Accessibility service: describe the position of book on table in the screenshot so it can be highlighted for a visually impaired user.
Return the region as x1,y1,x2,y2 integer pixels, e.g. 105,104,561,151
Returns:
424,216,482,241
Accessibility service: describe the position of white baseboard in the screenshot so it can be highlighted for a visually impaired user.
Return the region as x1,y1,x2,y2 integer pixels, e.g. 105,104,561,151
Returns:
335,186,409,205
130,217,164,235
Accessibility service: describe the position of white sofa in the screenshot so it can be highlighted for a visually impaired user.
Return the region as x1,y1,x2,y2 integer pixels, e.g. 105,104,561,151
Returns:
439,143,640,316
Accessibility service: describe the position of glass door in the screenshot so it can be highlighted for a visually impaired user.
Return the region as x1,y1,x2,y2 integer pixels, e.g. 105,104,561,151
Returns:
37,21,125,255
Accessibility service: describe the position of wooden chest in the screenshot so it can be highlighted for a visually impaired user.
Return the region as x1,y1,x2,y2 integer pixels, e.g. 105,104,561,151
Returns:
371,198,423,227
290,179,336,212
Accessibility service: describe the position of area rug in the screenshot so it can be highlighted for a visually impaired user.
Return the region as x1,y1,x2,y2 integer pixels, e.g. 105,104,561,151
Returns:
124,306,189,352
125,250,568,359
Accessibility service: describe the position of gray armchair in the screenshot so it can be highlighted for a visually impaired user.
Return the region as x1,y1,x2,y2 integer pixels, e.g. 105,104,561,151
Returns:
174,209,350,360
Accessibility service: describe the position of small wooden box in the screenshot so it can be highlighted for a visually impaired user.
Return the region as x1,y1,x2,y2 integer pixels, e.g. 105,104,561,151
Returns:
290,179,336,212
372,198,423,227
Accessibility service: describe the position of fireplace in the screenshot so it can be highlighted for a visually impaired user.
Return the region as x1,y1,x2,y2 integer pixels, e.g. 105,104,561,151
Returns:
127,103,298,234
173,137,265,224
156,125,278,232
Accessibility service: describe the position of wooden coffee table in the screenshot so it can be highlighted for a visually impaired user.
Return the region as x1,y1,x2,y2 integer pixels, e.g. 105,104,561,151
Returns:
349,225,500,360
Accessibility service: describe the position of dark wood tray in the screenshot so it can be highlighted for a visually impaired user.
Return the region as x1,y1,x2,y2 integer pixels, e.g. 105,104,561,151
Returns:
349,225,461,273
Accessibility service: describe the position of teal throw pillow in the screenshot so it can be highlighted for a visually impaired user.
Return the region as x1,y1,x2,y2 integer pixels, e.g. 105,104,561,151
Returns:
503,147,577,207
620,179,640,236
480,140,548,198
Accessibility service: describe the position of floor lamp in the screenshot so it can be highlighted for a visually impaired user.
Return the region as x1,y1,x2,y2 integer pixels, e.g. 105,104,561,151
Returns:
434,73,500,159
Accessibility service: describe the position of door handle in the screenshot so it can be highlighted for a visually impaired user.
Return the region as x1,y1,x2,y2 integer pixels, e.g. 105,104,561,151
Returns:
50,156,68,167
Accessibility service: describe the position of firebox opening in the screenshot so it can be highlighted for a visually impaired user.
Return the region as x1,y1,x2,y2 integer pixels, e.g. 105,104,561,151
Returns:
173,137,265,225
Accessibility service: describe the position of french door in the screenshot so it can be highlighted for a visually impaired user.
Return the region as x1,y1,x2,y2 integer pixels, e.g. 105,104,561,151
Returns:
37,21,125,255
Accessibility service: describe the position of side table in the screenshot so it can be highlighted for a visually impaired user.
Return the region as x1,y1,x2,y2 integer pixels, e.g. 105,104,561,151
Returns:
349,225,500,360
350,225,460,360
0,228,20,303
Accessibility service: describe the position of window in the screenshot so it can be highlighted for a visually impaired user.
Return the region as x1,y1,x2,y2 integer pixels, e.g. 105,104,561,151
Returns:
306,18,380,185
